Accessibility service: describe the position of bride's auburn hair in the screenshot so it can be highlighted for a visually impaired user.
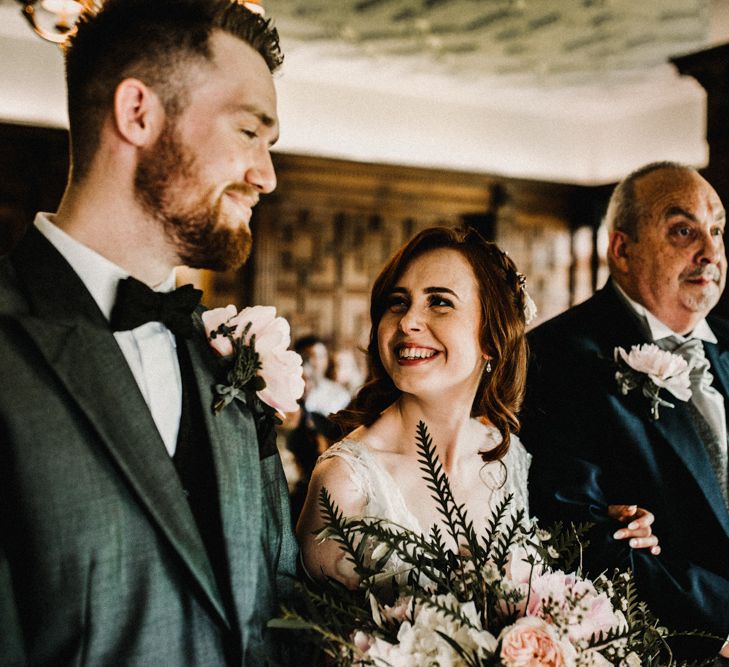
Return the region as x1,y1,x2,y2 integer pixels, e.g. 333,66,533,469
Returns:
333,226,529,463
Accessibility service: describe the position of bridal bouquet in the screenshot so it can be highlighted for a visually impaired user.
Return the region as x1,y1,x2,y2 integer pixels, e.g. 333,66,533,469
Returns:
274,423,706,666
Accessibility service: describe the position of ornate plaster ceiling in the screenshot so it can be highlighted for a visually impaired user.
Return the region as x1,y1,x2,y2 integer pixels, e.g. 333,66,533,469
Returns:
268,0,710,87
0,0,726,183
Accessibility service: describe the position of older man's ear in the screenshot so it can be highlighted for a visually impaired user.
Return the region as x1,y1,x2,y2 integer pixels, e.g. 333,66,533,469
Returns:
607,230,632,275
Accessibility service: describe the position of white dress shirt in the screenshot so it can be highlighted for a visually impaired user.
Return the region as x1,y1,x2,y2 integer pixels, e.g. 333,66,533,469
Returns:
35,213,182,456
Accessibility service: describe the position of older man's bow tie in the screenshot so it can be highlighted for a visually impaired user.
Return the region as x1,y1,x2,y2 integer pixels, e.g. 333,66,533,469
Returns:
110,276,203,339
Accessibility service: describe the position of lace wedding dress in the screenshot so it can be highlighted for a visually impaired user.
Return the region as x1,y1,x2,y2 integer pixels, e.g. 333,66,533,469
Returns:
318,424,532,577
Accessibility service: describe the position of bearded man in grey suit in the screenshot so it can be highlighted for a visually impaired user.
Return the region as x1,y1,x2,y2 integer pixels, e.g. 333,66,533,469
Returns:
0,1,298,664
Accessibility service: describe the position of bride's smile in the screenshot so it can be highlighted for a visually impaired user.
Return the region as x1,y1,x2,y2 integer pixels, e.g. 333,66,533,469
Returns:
395,344,438,362
377,247,486,400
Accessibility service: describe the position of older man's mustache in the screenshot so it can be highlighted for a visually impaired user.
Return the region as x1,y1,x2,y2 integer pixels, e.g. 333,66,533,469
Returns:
684,264,722,282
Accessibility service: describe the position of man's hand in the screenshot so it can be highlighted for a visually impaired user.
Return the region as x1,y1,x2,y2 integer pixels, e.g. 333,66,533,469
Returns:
608,504,661,555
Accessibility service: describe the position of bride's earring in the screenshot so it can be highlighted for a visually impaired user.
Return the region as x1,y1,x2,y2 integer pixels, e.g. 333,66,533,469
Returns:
483,353,493,373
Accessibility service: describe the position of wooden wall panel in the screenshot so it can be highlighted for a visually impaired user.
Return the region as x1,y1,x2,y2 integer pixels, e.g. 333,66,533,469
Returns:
219,153,611,353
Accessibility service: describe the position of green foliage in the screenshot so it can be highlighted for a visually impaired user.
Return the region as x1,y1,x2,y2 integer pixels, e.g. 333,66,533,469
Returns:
534,519,592,572
276,422,717,666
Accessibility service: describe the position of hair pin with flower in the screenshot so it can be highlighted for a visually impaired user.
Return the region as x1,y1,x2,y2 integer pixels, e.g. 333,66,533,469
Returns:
517,272,538,325
614,343,691,419
202,305,304,417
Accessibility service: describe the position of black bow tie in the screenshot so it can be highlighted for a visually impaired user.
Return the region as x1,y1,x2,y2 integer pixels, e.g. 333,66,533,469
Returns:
110,276,203,339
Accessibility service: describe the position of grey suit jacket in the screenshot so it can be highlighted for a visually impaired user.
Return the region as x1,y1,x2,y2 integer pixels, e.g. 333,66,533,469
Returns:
0,226,297,665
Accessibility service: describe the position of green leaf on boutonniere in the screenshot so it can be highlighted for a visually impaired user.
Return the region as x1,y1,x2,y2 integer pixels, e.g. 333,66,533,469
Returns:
613,344,691,420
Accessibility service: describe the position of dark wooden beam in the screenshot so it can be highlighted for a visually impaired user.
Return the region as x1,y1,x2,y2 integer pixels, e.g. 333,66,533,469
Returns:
671,42,729,316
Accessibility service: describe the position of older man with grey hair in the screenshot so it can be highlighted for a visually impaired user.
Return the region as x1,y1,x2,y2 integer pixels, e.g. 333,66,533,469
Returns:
522,161,729,662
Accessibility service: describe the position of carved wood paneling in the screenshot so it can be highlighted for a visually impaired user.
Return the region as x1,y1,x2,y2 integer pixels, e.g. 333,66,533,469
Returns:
672,43,729,318
236,153,605,351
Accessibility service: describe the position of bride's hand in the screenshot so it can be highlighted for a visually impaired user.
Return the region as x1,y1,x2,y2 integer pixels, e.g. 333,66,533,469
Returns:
607,504,661,556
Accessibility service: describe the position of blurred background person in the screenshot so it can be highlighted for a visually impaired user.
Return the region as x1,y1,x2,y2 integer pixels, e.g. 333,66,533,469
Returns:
286,335,350,522
296,335,351,417
328,347,366,400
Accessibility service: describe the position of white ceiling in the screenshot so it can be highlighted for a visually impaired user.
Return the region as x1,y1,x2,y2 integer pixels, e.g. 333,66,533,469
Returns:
1,0,728,184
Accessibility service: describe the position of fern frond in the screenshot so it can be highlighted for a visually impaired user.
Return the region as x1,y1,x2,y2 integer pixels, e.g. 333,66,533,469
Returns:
410,589,481,632
490,506,526,570
416,422,479,552
317,488,376,581
479,493,515,557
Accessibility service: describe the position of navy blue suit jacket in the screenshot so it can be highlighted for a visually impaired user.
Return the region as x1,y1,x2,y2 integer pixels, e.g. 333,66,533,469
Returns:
521,281,729,659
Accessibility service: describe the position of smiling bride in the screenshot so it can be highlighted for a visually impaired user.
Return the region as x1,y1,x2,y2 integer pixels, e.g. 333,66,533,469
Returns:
296,226,659,586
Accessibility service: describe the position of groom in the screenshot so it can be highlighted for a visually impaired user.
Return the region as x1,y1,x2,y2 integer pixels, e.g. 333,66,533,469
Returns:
522,161,729,662
0,1,296,664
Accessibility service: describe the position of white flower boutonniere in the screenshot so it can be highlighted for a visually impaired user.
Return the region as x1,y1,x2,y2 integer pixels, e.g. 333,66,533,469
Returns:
202,304,305,416
614,343,691,419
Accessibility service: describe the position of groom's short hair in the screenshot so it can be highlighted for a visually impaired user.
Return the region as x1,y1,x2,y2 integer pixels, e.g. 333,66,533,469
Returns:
605,161,698,241
64,0,283,181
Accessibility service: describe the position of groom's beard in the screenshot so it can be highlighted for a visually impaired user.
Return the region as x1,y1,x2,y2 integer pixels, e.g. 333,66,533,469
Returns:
134,120,252,271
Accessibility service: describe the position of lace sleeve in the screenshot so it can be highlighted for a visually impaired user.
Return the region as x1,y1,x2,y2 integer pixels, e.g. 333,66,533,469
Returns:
317,440,374,507
504,434,532,517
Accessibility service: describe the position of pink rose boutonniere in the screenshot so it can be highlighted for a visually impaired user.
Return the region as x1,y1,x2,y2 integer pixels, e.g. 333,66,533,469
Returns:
202,304,304,417
614,343,691,419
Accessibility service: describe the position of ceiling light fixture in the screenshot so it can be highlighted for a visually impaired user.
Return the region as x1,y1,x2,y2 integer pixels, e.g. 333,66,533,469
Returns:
16,0,265,44
242,1,265,16
15,0,88,44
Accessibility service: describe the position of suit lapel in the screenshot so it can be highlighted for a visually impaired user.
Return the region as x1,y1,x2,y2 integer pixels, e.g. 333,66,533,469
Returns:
10,227,229,626
597,284,729,533
591,281,650,351
186,317,263,622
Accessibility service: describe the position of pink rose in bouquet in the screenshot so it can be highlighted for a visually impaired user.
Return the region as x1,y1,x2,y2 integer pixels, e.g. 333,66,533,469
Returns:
499,616,577,667
526,571,624,644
